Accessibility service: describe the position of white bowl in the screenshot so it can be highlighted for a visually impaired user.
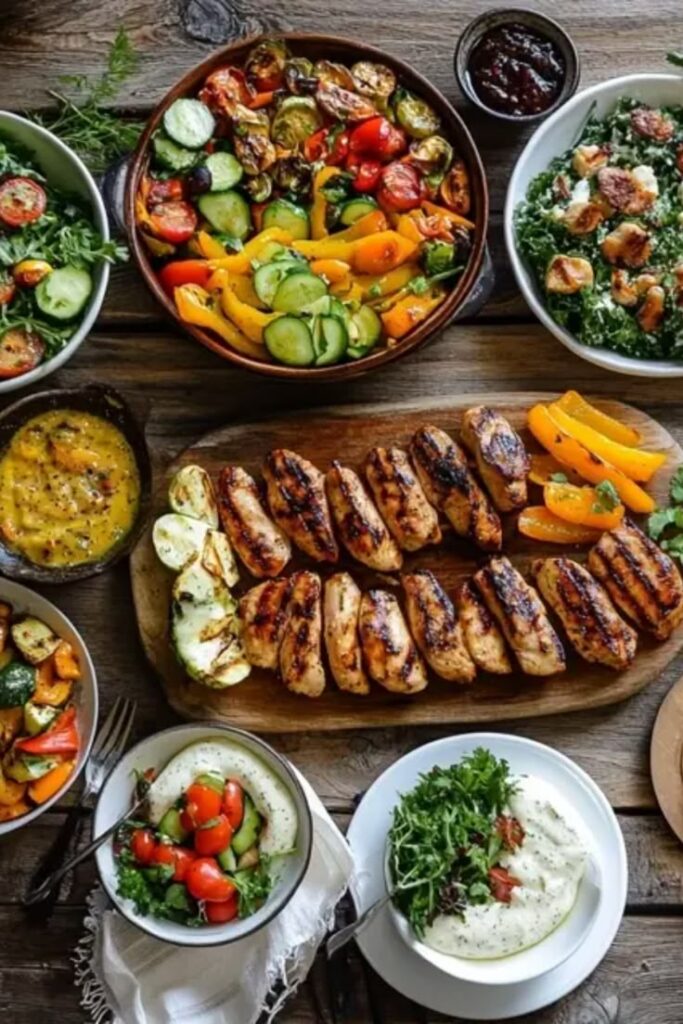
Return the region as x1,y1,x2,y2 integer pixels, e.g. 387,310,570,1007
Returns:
94,723,313,947
380,734,617,987
505,73,683,378
0,112,110,392
0,579,98,836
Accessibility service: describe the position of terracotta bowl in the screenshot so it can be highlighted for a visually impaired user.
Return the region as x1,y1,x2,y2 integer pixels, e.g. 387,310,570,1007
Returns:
0,384,153,584
125,32,490,382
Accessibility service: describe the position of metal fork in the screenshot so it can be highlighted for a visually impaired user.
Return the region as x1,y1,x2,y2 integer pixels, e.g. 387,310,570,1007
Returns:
23,696,137,918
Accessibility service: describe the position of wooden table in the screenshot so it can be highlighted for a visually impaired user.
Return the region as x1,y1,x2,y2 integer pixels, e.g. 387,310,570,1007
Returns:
3,3,683,1021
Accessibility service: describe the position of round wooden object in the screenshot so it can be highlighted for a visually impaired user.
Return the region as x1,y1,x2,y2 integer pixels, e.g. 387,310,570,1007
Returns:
651,674,683,845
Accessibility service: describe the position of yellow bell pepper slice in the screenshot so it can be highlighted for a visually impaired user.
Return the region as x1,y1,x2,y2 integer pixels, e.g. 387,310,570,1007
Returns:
311,165,342,240
395,213,424,244
226,273,265,309
174,284,266,359
380,291,444,339
355,264,420,299
292,237,357,262
208,228,293,273
556,391,642,447
215,275,281,344
420,199,476,231
197,230,231,260
310,259,352,286
527,404,655,514
543,482,625,531
547,403,665,483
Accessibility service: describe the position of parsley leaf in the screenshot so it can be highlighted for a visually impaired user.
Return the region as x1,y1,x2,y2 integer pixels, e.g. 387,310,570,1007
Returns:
592,479,621,514
670,466,683,504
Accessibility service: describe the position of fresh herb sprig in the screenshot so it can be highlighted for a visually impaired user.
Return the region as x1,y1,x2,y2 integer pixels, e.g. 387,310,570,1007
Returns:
648,466,683,557
667,52,683,68
31,27,145,173
388,748,516,937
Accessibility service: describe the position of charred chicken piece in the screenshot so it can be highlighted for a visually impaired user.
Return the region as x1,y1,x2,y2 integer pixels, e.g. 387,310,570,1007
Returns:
358,589,428,693
410,425,502,551
325,461,402,572
239,577,293,670
217,466,291,579
473,556,566,676
456,580,512,675
587,521,683,641
323,573,370,696
401,570,476,683
364,446,441,552
460,406,530,512
263,449,339,564
533,557,637,670
279,571,326,698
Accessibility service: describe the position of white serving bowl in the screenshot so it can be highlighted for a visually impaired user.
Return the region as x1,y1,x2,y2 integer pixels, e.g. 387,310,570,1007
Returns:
0,112,110,392
0,579,98,836
505,73,683,378
94,723,313,947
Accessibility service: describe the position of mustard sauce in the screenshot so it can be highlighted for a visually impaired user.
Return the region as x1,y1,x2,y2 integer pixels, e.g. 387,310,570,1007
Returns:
0,409,140,567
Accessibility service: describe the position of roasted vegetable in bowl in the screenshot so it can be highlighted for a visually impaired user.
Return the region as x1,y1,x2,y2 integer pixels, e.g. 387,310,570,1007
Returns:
135,37,477,369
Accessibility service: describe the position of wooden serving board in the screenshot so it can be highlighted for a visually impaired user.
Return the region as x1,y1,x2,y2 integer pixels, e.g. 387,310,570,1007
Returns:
130,393,683,733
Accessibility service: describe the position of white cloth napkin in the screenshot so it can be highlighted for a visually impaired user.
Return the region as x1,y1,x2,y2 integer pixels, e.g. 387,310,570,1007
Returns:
74,775,354,1024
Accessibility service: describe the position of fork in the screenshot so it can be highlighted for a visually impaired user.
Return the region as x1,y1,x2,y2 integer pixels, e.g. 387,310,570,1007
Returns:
23,696,137,918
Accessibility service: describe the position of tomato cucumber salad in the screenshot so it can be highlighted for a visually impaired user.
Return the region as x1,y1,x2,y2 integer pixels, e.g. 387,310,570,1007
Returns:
0,136,123,379
135,38,476,368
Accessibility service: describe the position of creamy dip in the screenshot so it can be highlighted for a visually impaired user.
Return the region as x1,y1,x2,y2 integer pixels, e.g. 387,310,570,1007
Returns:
423,776,587,960
147,739,299,857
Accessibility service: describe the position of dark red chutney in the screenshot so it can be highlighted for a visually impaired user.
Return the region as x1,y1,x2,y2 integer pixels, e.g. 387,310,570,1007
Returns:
467,23,565,116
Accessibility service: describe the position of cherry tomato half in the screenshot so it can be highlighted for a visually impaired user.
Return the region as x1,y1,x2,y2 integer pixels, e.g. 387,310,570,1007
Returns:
495,815,525,852
346,154,382,193
185,782,223,827
0,328,45,379
205,893,239,924
0,177,47,228
222,781,244,831
199,66,252,118
376,161,425,212
151,843,196,883
148,200,197,245
488,866,521,904
304,128,350,165
186,857,236,903
194,814,233,856
130,828,156,865
147,178,185,207
0,272,16,306
158,259,211,298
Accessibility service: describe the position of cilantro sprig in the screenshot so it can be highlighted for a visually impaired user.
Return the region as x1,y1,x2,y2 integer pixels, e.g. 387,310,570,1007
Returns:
648,467,683,558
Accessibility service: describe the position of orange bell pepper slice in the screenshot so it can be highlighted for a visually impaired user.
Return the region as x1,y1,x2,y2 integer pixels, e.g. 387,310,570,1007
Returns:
380,291,445,339
547,403,665,483
53,641,81,681
518,507,602,545
34,659,73,707
420,199,476,231
528,453,582,487
352,231,418,275
556,391,641,447
310,259,352,285
527,405,655,514
544,482,625,530
28,761,75,805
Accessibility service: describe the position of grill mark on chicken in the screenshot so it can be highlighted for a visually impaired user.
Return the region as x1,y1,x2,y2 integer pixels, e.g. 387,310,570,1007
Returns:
402,569,476,683
325,461,402,572
239,577,293,671
358,589,428,693
456,580,513,674
364,446,441,552
263,449,338,563
323,573,369,695
460,406,530,512
279,570,325,697
217,466,291,578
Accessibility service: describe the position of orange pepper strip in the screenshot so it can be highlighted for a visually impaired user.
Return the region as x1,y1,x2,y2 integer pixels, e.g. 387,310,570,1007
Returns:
0,800,30,822
547,403,666,483
28,761,75,805
355,263,419,299
310,165,341,240
310,259,352,285
352,231,418,275
53,641,80,681
528,453,582,487
248,90,275,109
420,200,476,231
34,660,73,707
518,507,602,545
380,291,445,339
544,482,625,531
527,405,655,514
556,391,641,447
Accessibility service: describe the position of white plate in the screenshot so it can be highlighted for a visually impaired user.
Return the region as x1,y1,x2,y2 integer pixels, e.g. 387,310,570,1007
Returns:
347,733,627,1019
505,73,683,378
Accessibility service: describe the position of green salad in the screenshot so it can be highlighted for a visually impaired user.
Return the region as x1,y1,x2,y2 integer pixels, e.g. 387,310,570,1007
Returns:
515,96,683,361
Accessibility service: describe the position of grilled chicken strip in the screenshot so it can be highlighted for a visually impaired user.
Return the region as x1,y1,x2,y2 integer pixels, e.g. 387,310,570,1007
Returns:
473,556,566,676
279,571,325,697
239,577,293,670
410,425,502,552
325,461,403,572
533,557,637,670
358,589,428,693
364,447,441,552
460,406,530,512
402,570,476,683
263,449,339,564
588,521,683,640
217,466,291,579
456,580,512,675
323,573,370,695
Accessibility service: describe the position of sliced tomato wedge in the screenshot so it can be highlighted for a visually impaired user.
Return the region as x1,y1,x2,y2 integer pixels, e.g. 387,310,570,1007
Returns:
147,178,185,207
0,272,17,306
0,177,47,227
205,893,239,924
488,866,522,903
158,259,211,297
376,162,425,212
495,815,525,852
199,66,253,117
148,201,198,245
0,328,45,378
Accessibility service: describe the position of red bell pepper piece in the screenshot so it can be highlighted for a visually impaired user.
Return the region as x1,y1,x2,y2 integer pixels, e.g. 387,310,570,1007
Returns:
16,705,79,755
157,260,211,297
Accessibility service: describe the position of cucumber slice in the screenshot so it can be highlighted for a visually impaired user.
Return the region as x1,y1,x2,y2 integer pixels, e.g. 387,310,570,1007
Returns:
231,795,262,855
347,304,382,359
153,133,198,172
262,199,310,240
264,316,315,366
218,846,237,872
253,260,303,307
163,98,215,149
158,808,189,843
205,152,243,191
153,513,209,572
198,190,251,239
35,266,92,321
196,772,225,794
314,315,348,366
339,196,378,226
272,271,327,313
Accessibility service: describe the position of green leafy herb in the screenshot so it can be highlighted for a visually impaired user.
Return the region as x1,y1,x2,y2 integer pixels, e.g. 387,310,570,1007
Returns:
667,51,683,68
232,860,274,918
367,282,382,299
388,748,516,937
31,28,145,173
647,467,683,557
422,240,455,277
408,275,430,296
592,479,621,514
670,466,683,504
549,472,569,484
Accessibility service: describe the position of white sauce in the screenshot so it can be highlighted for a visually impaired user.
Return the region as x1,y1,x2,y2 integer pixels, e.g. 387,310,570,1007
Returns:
147,739,299,856
423,776,587,960
570,178,591,203
632,164,659,199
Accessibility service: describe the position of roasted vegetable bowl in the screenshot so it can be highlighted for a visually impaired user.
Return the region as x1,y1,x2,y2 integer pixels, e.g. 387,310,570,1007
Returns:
126,34,488,380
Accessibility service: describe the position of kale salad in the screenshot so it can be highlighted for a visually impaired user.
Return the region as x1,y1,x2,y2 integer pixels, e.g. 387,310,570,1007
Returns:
515,97,683,361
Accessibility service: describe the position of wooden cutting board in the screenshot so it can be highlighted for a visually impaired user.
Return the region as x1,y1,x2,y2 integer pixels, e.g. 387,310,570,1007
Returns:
130,393,683,733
